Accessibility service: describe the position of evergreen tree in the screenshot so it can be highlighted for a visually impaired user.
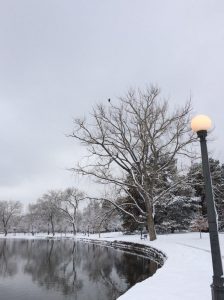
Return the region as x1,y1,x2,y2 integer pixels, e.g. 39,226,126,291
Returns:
155,196,201,233
188,158,224,230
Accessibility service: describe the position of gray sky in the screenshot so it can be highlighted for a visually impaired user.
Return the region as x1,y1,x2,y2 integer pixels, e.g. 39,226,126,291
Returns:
0,0,224,205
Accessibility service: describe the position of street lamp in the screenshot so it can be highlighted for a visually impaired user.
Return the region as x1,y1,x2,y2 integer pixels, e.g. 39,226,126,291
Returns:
191,114,224,299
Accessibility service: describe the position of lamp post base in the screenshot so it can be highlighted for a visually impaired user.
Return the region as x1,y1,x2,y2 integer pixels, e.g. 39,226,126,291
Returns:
211,280,224,300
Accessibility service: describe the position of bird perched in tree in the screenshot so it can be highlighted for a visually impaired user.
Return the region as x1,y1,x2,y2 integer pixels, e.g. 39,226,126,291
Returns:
108,98,111,103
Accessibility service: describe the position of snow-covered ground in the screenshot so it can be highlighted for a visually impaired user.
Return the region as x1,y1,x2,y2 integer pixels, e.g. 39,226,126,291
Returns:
1,231,224,300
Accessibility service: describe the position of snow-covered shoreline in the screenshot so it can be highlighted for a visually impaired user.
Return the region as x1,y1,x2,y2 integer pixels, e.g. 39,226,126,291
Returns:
78,237,167,266
1,232,224,300
75,232,224,300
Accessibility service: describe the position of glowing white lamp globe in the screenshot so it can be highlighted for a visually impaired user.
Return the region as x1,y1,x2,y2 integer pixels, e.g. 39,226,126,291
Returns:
191,115,212,133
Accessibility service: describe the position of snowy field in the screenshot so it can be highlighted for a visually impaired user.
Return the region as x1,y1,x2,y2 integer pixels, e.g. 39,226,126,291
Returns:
1,231,224,300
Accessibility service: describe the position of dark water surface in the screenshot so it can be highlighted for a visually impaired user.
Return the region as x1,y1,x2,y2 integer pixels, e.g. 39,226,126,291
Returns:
0,238,158,300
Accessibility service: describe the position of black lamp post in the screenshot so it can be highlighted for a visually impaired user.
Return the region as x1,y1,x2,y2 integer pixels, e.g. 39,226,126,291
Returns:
191,115,224,299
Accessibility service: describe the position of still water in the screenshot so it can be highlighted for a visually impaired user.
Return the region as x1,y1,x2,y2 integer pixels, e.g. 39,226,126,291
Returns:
0,238,158,300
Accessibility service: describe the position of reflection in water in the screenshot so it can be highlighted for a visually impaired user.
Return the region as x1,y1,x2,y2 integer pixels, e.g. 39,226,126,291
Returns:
0,239,158,300
0,239,18,278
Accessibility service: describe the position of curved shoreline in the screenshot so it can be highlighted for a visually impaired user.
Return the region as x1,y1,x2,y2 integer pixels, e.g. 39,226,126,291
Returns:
0,233,167,299
78,237,167,267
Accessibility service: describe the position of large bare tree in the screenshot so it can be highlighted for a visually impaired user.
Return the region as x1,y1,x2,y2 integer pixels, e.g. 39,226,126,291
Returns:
70,86,195,240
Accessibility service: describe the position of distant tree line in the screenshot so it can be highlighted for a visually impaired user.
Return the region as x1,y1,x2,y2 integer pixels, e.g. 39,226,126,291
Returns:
0,187,121,236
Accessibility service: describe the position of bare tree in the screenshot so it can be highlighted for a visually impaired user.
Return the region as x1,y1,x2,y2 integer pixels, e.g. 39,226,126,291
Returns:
57,188,86,235
0,200,22,236
26,203,40,235
190,216,208,239
36,190,62,236
70,86,195,240
81,200,101,235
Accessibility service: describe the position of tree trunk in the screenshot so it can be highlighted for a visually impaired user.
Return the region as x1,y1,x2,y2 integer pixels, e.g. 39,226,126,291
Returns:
72,223,76,235
144,192,157,241
50,216,55,236
147,210,156,241
4,228,7,236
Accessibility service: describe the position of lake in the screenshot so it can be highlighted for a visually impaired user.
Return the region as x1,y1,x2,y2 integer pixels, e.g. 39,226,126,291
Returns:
0,238,158,300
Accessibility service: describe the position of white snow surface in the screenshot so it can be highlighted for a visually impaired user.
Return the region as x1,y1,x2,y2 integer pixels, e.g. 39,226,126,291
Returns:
1,231,224,300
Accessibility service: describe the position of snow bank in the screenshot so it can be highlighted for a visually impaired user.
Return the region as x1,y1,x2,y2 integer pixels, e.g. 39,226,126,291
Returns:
79,237,167,266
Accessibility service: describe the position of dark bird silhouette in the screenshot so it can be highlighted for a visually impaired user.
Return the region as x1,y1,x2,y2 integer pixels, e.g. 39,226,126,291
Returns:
108,98,111,103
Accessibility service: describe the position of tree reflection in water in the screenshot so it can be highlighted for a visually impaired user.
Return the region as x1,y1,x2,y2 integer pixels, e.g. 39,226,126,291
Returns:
0,239,18,277
0,239,158,300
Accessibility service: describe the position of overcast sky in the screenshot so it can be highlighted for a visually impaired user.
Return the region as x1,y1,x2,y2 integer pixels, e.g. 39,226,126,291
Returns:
0,0,224,206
